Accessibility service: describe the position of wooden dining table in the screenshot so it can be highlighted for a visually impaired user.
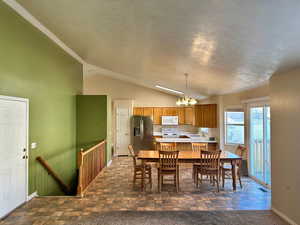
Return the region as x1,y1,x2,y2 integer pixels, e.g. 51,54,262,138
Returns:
137,150,242,191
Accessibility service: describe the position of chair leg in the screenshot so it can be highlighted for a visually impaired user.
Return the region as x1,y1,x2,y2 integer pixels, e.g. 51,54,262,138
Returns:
192,166,195,183
157,170,161,192
237,169,242,188
222,169,225,188
133,170,136,186
216,174,220,192
177,170,179,192
149,169,152,189
173,174,175,186
196,169,200,188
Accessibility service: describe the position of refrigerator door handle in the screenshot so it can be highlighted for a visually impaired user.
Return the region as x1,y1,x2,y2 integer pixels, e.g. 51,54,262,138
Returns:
140,119,144,139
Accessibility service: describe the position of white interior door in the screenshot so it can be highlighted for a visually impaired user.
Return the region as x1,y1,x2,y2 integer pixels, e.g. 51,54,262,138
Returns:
0,96,28,218
116,107,131,155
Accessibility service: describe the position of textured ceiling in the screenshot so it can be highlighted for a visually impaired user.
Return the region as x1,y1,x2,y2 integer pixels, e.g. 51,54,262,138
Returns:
16,0,300,97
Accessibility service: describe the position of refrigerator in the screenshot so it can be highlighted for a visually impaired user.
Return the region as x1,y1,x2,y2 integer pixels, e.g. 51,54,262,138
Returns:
131,116,154,153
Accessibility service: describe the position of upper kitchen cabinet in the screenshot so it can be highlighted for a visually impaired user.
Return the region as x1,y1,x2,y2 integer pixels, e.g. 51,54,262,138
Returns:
153,107,164,124
184,107,194,125
133,107,144,116
194,104,217,128
162,107,178,116
143,107,154,118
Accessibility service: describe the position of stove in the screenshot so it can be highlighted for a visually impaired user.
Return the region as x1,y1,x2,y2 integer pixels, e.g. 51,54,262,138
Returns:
162,128,180,138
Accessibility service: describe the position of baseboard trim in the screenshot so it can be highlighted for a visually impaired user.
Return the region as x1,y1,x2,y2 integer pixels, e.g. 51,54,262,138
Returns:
27,191,38,201
107,160,112,167
272,207,298,225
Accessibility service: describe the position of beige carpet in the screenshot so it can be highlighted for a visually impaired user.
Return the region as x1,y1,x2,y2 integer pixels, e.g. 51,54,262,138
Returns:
70,210,287,225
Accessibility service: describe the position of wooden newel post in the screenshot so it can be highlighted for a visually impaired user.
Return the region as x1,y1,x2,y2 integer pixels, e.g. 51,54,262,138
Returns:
77,148,84,197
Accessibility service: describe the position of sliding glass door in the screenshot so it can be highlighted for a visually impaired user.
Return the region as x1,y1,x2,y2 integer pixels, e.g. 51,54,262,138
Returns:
249,104,271,187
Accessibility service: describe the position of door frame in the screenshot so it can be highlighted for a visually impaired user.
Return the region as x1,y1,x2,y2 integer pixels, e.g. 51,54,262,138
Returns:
0,95,29,203
113,100,133,156
247,101,271,189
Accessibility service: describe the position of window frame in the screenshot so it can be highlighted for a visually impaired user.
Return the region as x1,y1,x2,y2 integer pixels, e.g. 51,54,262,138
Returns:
224,110,245,145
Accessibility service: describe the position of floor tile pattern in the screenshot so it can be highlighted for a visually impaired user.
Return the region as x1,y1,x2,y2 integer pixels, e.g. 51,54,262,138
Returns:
1,157,271,225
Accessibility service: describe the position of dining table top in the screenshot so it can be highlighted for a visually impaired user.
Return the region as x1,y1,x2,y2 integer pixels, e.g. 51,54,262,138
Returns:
137,150,242,161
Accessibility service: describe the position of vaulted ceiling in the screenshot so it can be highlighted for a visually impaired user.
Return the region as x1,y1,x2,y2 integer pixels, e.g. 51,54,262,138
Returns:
15,0,300,98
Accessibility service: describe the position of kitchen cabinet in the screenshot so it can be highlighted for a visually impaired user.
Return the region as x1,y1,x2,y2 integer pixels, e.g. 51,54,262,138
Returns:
177,107,185,125
153,107,164,124
133,107,144,116
133,106,217,126
162,107,178,116
143,107,153,118
184,107,194,125
194,104,217,128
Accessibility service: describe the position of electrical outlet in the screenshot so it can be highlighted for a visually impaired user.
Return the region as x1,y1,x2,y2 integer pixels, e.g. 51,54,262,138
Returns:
31,142,37,149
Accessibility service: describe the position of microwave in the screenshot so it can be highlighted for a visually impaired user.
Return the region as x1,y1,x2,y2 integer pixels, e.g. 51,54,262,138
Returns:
161,116,179,125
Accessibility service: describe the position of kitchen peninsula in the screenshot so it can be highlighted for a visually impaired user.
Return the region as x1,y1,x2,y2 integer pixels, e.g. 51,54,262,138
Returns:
154,133,218,151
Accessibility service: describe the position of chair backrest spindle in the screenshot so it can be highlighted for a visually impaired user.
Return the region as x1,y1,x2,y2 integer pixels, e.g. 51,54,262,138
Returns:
160,142,176,151
159,150,179,170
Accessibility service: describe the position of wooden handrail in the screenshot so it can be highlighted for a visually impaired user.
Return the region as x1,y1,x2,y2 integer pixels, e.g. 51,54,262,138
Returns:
77,140,106,197
81,140,106,156
36,156,72,195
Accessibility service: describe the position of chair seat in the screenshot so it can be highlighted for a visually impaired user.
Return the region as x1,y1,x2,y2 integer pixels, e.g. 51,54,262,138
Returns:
193,163,209,167
198,167,218,175
221,163,240,170
135,164,151,170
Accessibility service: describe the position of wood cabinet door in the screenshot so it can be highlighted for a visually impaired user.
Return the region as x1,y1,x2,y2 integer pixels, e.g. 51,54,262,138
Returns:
143,107,153,119
162,107,178,116
184,107,194,125
194,104,217,128
153,107,163,124
177,107,185,124
208,104,217,128
133,107,143,116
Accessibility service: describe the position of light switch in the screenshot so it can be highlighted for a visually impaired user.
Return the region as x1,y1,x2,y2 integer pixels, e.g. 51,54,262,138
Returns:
31,142,37,149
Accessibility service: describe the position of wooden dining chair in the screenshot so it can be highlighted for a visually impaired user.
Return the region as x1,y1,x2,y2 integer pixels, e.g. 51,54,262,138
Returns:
159,142,176,151
220,145,246,189
157,150,180,192
195,150,221,192
191,143,208,182
128,145,152,189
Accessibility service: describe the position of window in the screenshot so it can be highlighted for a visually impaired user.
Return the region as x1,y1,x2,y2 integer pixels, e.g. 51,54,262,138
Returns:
225,110,245,145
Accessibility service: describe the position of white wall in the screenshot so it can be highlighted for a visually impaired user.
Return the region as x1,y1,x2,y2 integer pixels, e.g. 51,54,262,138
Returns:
270,69,300,225
83,74,178,106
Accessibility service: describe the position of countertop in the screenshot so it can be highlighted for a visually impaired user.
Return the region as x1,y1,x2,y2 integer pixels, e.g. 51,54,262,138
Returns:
155,138,217,143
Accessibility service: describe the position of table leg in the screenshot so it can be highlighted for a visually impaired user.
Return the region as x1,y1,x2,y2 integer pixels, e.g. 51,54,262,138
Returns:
141,159,145,192
231,161,237,191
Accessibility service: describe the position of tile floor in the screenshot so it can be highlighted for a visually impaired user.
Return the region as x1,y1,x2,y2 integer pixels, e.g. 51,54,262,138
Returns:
0,156,271,225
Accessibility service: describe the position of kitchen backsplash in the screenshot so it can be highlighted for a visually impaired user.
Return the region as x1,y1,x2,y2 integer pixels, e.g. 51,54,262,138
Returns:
153,125,218,138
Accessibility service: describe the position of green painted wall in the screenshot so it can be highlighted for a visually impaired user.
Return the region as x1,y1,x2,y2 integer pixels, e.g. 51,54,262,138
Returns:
76,95,112,164
0,3,83,195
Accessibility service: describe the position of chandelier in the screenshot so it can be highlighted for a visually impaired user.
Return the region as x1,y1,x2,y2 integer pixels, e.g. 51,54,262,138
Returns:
176,73,197,106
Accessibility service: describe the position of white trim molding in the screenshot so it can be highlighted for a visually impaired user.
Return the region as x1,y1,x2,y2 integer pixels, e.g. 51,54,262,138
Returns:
27,191,38,201
107,160,113,167
272,207,299,225
3,0,84,65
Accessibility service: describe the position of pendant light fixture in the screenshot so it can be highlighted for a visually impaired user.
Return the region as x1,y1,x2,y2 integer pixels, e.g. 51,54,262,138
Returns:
176,73,197,106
